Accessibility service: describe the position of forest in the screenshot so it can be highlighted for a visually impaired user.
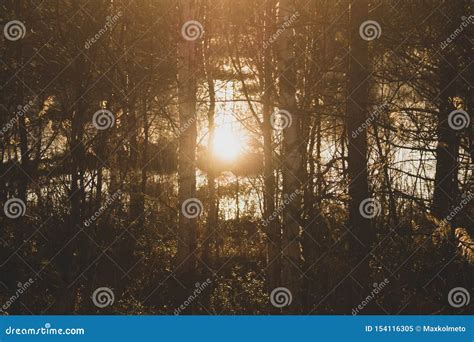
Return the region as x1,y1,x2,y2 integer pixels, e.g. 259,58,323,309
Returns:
0,0,473,315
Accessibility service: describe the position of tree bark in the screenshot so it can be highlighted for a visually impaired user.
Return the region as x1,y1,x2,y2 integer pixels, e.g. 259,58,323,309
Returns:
176,0,198,288
432,9,460,224
276,0,303,311
263,0,281,293
203,28,216,267
346,0,374,312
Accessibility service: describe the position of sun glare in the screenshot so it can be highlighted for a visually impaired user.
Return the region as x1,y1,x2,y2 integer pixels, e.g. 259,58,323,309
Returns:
212,126,244,162
209,80,249,162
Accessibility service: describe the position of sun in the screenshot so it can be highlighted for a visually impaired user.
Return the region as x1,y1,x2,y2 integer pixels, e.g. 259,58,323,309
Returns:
212,126,244,162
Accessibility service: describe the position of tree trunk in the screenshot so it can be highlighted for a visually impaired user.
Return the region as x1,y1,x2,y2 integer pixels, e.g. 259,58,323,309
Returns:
345,0,374,312
276,0,303,311
263,0,281,294
176,0,199,291
13,1,29,203
203,31,216,267
432,32,459,225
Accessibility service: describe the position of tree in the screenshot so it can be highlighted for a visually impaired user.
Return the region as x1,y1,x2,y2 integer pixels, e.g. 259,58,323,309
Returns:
176,0,199,293
262,0,281,294
276,0,303,310
345,0,373,311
